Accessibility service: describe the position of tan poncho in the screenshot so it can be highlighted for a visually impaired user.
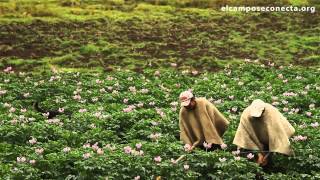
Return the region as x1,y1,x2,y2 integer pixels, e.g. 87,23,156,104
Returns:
233,103,295,155
179,98,229,146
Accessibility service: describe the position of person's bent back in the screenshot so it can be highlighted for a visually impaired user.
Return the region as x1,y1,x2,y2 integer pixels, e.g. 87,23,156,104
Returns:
179,90,230,150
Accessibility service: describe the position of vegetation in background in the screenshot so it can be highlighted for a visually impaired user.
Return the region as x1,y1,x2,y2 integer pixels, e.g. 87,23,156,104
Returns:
0,0,319,72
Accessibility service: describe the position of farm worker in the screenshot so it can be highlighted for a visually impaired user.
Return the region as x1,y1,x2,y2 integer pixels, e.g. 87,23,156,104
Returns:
233,99,295,166
178,90,230,151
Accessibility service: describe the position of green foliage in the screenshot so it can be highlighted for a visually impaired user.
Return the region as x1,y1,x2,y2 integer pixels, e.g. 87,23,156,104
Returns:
79,44,100,55
0,1,318,177
0,63,319,179
0,0,59,17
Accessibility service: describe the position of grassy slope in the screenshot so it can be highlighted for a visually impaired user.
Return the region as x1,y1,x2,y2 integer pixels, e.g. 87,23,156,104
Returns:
0,1,319,72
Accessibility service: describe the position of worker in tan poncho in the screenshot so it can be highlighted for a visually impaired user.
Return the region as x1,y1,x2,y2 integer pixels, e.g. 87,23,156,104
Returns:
233,99,295,166
179,90,230,151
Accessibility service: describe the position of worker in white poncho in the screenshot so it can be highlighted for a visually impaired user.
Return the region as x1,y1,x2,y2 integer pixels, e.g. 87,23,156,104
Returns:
233,99,295,166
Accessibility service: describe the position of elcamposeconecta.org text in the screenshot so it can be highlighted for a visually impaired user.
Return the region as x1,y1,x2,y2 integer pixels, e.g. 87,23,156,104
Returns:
221,5,316,13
